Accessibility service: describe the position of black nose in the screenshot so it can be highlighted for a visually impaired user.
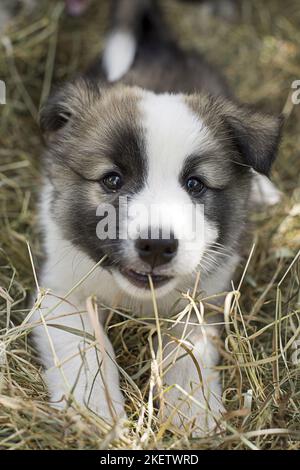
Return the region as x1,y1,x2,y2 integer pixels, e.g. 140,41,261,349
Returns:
135,234,178,268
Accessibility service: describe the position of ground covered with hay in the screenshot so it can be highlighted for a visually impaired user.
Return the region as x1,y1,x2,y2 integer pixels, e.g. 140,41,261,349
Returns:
0,0,299,451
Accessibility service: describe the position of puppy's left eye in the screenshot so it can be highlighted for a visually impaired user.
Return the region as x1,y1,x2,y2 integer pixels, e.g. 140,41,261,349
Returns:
101,172,123,192
185,177,206,195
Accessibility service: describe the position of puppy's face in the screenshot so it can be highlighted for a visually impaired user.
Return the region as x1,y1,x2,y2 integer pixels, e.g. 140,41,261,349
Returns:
41,80,281,300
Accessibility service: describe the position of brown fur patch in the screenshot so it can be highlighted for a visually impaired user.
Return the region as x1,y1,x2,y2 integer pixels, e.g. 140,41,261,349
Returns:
185,93,282,175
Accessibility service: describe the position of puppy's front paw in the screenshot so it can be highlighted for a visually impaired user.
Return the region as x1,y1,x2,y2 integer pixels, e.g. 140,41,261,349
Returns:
44,367,126,423
160,334,225,437
162,376,225,437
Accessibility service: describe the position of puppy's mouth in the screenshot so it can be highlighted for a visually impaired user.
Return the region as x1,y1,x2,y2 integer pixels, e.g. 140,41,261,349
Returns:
119,267,173,289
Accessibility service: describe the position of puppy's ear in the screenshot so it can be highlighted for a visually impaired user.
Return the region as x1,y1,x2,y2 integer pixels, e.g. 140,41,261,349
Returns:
39,78,101,135
223,102,283,175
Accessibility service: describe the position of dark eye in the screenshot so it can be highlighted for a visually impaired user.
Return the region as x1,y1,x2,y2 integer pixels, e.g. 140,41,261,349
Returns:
102,172,123,192
185,177,206,196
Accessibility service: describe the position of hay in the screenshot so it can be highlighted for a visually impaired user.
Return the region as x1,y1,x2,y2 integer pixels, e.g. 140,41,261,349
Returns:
0,0,299,450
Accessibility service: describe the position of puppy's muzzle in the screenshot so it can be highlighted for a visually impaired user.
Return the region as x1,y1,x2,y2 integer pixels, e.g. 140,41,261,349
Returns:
135,231,179,268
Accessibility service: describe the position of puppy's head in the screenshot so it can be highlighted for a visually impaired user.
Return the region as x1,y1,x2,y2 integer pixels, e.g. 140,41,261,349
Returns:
40,79,282,300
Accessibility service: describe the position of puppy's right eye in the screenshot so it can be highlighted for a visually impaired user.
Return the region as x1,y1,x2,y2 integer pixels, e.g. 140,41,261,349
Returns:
101,172,124,192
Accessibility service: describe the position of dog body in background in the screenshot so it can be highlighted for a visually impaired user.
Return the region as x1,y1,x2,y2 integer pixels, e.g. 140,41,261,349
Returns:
30,0,282,434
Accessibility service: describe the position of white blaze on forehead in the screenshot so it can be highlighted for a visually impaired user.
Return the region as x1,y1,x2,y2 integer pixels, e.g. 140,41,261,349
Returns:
141,92,211,183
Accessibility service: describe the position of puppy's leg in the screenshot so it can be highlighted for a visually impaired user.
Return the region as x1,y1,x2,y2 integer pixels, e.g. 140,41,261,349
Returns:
161,323,224,436
251,171,282,206
31,292,125,421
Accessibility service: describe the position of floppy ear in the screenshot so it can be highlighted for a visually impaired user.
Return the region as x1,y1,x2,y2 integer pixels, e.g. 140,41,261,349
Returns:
223,102,283,175
39,78,101,135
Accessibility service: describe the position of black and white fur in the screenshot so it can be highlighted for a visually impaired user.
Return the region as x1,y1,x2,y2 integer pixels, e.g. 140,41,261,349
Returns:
30,0,282,435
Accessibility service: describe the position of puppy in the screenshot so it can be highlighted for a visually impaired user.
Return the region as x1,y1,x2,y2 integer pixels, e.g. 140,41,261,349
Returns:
31,0,282,435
